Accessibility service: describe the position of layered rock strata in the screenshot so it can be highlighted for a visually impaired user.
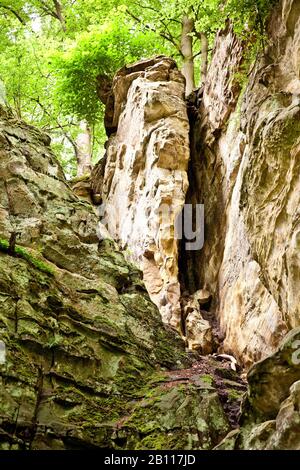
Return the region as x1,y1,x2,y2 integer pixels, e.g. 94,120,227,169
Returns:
0,105,243,450
183,0,300,366
92,57,190,331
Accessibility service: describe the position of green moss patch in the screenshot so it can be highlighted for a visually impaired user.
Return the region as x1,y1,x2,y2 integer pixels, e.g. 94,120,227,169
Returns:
0,238,55,275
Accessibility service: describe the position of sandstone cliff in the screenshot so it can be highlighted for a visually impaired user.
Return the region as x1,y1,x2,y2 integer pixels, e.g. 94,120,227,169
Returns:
0,105,245,449
1,0,300,452
92,1,300,368
181,0,300,366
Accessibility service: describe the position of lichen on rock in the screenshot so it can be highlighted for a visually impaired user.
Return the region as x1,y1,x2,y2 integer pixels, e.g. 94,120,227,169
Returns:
92,56,190,332
0,104,243,450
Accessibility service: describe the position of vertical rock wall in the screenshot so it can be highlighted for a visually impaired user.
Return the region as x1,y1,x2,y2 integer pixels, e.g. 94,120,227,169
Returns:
92,1,300,366
93,57,190,330
185,0,300,366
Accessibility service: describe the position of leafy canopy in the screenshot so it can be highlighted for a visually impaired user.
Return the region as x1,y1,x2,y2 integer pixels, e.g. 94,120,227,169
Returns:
51,14,159,124
0,0,277,174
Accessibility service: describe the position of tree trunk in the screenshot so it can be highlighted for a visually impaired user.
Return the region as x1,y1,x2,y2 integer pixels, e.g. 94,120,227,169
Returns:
200,32,208,84
76,120,92,177
180,16,195,97
53,0,66,31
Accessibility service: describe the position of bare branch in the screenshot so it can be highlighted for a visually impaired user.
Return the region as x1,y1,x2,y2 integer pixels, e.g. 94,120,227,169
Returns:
126,9,182,55
0,4,26,24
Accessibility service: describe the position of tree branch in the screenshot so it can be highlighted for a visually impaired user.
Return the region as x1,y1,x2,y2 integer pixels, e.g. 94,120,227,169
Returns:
132,2,160,14
132,1,181,24
38,0,55,16
31,97,77,155
38,0,66,31
53,0,66,32
0,4,26,24
126,9,182,55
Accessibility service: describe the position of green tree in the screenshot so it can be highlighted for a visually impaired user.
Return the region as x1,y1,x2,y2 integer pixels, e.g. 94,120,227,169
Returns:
122,0,277,94
0,0,277,176
51,17,159,124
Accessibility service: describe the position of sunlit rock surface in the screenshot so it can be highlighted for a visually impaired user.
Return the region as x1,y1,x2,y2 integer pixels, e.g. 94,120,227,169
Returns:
183,0,300,366
0,105,243,450
93,57,190,331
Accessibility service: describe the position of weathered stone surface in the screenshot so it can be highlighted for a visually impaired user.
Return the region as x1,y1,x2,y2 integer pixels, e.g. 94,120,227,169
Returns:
93,56,190,331
183,0,300,366
2,0,300,449
125,357,246,450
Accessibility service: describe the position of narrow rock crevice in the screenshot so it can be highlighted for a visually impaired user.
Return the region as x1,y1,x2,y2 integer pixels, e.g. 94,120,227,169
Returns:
178,1,300,368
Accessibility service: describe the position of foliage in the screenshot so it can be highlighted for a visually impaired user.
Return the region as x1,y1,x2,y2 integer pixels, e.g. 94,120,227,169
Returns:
51,16,159,124
0,0,278,174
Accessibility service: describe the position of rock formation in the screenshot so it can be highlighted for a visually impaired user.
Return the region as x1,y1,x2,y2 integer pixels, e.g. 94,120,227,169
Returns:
217,328,300,450
0,105,244,449
93,1,300,367
92,57,190,331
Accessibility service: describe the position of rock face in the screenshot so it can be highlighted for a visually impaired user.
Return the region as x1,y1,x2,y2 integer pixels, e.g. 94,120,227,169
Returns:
0,105,243,450
92,57,190,331
2,0,300,451
217,327,300,450
92,2,300,366
183,0,300,366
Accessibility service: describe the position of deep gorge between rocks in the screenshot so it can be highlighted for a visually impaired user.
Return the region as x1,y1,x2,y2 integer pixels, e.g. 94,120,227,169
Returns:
1,0,300,450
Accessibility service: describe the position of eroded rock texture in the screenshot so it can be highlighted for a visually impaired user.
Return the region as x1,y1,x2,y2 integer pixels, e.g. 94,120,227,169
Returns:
1,0,300,451
217,327,300,450
92,57,190,331
0,105,243,450
183,0,300,366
